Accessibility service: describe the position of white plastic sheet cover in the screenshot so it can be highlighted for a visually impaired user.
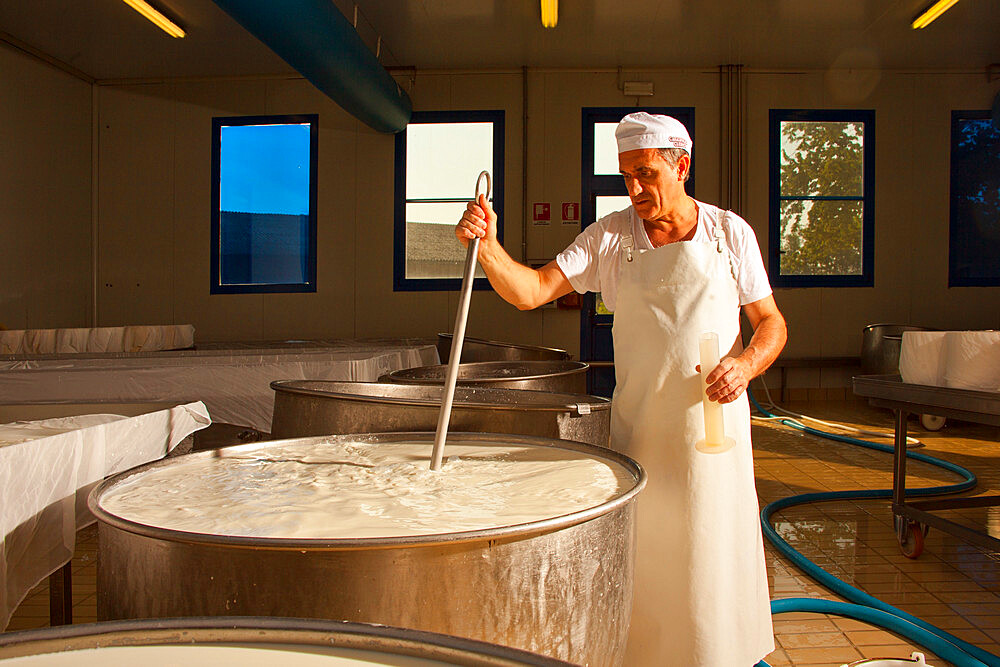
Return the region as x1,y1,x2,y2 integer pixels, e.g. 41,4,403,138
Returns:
0,325,195,355
0,402,210,630
900,331,1000,392
0,342,439,432
942,331,1000,392
899,331,949,386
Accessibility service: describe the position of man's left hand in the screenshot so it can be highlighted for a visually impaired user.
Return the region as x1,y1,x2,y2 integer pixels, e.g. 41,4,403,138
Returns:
698,357,752,404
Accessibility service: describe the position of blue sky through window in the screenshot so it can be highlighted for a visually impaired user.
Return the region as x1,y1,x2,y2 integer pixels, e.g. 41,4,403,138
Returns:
220,123,311,215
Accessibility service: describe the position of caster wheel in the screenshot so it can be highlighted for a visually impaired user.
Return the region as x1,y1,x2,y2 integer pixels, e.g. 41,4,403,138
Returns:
920,414,946,431
899,521,927,559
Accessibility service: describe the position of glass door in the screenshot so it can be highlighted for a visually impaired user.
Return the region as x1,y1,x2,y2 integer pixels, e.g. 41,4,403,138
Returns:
579,107,696,396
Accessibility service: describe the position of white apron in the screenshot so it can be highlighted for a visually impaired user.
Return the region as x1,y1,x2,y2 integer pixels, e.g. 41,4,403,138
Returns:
611,213,774,666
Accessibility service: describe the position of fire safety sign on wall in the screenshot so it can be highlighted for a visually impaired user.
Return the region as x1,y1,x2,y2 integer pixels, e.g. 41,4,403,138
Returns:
562,202,580,223
533,203,550,225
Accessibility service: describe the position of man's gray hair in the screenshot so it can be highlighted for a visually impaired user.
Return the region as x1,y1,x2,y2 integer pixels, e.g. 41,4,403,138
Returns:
656,147,691,182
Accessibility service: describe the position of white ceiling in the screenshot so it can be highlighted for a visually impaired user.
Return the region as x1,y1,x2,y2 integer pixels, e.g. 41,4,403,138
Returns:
0,0,997,82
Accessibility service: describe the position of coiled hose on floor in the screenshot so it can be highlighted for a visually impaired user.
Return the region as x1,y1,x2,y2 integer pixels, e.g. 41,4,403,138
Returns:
750,390,1000,667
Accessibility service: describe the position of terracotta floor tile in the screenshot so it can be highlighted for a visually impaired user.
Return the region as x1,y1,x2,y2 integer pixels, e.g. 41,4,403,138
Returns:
845,628,909,645
778,631,852,649
773,618,841,634
783,646,863,663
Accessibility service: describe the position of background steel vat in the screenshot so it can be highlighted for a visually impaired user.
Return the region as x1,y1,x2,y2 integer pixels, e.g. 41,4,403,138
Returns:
436,334,570,363
861,324,935,375
270,380,610,446
90,432,645,667
381,361,589,394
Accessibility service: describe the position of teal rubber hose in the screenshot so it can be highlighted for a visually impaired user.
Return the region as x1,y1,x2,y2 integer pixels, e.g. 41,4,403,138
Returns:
749,390,1000,667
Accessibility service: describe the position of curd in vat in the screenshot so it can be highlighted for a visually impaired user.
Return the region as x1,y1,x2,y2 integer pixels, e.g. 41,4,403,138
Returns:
98,439,633,539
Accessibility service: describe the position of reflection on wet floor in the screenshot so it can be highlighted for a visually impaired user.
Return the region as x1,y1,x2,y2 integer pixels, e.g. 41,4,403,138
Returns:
5,399,1000,667
758,400,1000,667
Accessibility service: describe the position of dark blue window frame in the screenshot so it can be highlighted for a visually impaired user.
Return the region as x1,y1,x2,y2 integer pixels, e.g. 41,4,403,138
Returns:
393,110,504,292
768,109,875,288
949,110,1000,287
210,114,318,295
579,106,695,395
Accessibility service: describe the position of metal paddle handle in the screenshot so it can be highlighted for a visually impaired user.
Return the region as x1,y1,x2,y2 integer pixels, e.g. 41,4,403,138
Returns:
430,170,491,471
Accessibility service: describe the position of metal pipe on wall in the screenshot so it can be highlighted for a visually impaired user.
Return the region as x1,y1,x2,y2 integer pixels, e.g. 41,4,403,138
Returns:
522,65,529,264
719,64,746,214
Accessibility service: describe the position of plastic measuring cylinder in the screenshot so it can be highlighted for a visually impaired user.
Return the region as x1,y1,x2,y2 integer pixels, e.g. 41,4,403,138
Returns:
696,332,736,454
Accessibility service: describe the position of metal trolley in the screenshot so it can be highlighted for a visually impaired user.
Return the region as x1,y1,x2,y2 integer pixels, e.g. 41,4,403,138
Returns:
853,374,1000,558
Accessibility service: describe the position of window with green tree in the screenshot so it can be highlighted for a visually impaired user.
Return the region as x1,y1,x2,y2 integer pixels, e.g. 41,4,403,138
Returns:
769,110,875,287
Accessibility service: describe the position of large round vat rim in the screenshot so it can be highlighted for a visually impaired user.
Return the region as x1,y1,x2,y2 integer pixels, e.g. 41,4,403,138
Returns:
436,333,570,358
0,616,574,666
270,379,611,413
385,361,590,385
89,432,646,551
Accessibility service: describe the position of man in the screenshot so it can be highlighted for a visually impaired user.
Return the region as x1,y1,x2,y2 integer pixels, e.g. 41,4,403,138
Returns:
456,112,785,666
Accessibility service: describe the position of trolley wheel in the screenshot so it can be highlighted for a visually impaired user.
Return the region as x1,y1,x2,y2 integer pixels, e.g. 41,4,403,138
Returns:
920,414,946,431
899,521,927,559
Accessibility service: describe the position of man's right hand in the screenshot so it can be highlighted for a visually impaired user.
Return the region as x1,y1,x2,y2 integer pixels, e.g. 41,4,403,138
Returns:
455,194,496,248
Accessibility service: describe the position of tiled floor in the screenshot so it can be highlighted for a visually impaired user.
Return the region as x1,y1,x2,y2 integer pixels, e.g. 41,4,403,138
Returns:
4,398,1000,667
756,398,1000,667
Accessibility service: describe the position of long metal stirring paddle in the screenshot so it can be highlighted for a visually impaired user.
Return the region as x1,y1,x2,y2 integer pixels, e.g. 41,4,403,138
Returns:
430,170,491,471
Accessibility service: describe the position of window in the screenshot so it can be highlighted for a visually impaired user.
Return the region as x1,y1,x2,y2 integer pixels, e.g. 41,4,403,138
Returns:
769,110,875,288
950,111,1000,287
211,114,318,294
394,110,504,291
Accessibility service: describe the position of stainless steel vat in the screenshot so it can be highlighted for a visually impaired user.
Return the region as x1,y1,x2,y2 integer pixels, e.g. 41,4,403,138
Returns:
437,334,570,363
90,432,645,667
861,324,935,375
0,617,573,666
270,380,611,446
382,361,589,394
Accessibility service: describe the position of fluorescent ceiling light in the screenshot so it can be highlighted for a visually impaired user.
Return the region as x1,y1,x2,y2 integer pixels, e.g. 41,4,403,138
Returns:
122,0,186,38
911,0,961,29
541,0,558,28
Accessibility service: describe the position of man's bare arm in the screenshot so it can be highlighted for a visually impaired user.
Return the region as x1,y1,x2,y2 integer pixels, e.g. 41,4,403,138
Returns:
704,295,787,403
457,195,575,310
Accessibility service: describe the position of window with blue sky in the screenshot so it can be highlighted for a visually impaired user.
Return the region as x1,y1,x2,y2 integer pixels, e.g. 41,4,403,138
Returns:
211,114,318,294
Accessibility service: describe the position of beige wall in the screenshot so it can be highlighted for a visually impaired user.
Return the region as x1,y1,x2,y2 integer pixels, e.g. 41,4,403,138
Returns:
4,52,999,390
0,47,92,330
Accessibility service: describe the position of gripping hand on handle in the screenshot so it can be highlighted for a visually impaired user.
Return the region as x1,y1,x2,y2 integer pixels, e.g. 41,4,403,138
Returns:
456,194,497,249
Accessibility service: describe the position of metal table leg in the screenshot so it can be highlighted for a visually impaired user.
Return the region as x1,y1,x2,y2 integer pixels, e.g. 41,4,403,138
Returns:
892,409,910,545
48,561,73,626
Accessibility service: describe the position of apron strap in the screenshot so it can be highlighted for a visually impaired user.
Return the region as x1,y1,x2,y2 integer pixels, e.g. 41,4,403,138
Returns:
715,210,739,281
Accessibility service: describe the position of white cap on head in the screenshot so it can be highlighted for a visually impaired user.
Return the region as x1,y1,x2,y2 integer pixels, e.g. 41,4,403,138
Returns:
615,112,692,157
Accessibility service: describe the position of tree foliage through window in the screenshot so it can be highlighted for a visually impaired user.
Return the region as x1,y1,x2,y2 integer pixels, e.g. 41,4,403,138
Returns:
779,120,865,276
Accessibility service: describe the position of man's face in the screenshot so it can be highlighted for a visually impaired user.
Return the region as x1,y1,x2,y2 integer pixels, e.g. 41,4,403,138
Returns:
618,148,688,221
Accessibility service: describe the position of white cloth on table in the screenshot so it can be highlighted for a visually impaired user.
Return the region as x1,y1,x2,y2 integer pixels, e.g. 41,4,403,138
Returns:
900,331,1000,392
0,402,210,629
0,325,194,355
0,343,439,432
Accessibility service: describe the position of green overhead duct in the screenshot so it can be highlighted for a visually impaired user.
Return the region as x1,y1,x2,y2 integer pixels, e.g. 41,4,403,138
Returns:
213,0,412,133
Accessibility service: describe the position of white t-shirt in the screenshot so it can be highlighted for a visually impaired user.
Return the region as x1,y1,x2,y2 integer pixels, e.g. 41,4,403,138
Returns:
555,201,772,312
